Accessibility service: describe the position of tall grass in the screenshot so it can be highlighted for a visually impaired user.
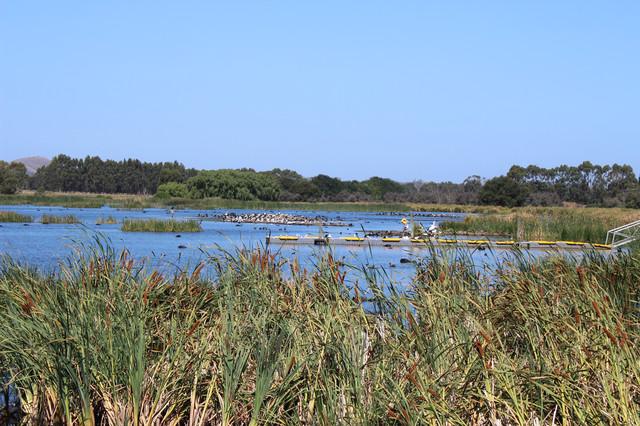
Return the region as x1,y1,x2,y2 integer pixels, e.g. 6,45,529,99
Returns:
0,211,33,223
0,244,638,424
96,215,118,225
441,207,640,243
40,214,82,224
1,191,412,212
121,218,202,232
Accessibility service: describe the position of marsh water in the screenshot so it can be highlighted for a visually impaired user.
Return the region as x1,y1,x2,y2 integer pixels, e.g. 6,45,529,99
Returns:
0,205,486,281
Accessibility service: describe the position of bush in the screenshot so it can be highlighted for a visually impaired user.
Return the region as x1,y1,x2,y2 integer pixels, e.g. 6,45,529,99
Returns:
155,182,188,199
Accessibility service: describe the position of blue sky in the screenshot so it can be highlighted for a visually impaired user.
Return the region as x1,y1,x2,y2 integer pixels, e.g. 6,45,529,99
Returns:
1,1,638,182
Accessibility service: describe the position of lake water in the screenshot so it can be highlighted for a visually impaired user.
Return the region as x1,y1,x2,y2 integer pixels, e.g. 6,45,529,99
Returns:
0,205,482,281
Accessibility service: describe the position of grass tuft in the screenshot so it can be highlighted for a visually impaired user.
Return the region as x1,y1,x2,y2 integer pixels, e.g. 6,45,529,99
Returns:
0,211,33,223
40,214,82,224
96,215,118,225
121,218,202,232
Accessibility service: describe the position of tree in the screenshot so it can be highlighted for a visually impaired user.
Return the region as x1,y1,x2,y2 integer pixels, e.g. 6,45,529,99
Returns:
186,170,281,201
479,176,528,207
0,161,28,194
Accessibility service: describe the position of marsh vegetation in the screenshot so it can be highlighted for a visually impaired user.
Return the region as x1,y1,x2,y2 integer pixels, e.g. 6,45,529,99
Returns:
121,218,202,233
441,207,640,243
0,211,33,223
40,214,82,225
95,215,118,225
0,245,638,424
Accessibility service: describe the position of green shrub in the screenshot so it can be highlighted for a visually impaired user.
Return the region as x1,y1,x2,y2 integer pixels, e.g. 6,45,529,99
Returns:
155,182,189,199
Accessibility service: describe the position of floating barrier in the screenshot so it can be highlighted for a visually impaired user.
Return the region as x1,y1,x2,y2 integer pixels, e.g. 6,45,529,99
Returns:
266,236,614,251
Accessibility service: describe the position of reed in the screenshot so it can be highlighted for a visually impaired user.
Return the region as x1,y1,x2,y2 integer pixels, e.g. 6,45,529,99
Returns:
441,207,640,243
121,218,202,232
2,191,413,211
40,214,82,224
0,211,33,223
0,243,638,424
96,215,118,225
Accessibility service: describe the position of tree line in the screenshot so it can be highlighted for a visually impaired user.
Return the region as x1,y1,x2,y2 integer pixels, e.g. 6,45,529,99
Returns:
1,154,638,208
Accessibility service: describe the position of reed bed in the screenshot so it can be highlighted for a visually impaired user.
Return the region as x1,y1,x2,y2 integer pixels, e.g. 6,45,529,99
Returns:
40,214,82,225
96,215,118,225
0,244,638,424
0,211,33,223
121,218,202,232
441,207,640,243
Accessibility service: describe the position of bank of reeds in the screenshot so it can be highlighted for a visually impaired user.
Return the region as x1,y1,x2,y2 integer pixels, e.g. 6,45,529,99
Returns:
0,211,33,223
2,191,411,211
40,214,82,224
96,215,118,225
0,244,638,424
121,218,202,232
441,207,640,243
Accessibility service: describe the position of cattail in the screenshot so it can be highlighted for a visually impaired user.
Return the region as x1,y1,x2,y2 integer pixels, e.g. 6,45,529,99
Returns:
404,359,419,383
438,271,446,283
474,340,485,358
191,262,205,281
20,291,35,316
592,300,602,318
386,405,399,420
603,327,618,346
576,266,584,285
480,330,492,344
573,307,581,325
186,319,202,337
616,321,629,347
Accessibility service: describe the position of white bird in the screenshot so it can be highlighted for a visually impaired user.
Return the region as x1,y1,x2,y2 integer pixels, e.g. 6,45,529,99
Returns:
428,221,439,233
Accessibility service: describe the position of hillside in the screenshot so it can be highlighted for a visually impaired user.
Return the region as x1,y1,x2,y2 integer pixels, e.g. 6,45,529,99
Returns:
12,156,50,175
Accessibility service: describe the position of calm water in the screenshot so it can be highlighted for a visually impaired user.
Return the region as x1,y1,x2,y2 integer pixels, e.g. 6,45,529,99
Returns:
0,205,500,284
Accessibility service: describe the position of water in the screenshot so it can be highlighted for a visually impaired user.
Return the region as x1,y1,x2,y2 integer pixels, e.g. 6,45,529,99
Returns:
0,205,474,283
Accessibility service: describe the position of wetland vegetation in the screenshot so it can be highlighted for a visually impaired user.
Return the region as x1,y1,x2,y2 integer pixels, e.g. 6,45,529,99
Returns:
95,215,118,225
0,211,33,223
121,218,203,233
40,214,82,225
0,245,638,424
441,207,640,243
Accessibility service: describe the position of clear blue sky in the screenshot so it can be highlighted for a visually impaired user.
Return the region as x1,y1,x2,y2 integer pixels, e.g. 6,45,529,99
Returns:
1,1,638,182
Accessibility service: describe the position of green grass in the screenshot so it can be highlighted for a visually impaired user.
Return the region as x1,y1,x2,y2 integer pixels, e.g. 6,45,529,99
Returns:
164,196,413,212
0,244,638,424
121,218,202,232
40,214,82,224
0,211,33,223
96,215,118,225
0,191,413,211
441,207,640,243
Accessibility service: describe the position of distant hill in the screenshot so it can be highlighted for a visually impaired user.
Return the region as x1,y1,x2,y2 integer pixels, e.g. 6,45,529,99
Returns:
12,156,50,175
